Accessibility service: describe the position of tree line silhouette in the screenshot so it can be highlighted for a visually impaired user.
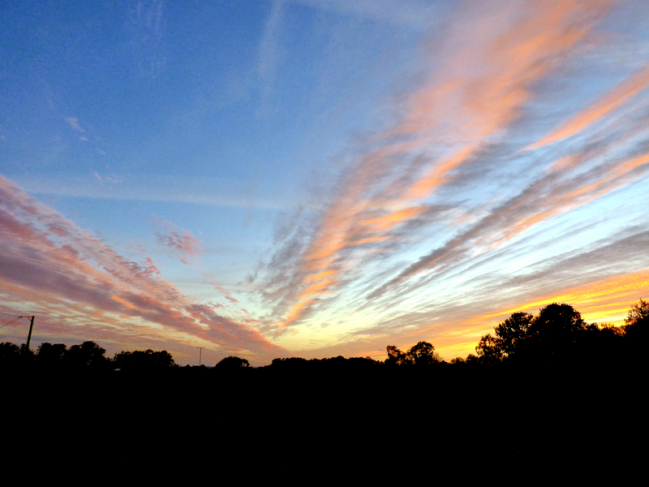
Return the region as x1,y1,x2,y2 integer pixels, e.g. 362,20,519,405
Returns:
2,298,646,374
3,299,646,473
0,340,177,372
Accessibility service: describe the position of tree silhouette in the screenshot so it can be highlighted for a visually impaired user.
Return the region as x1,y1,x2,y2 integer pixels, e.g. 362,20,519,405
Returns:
477,304,593,365
385,345,407,366
476,312,533,362
113,349,176,370
37,343,67,366
385,341,437,366
0,342,21,366
495,312,534,356
622,299,649,340
215,356,251,369
66,341,107,368
525,303,594,363
475,333,503,365
529,303,587,336
407,341,437,366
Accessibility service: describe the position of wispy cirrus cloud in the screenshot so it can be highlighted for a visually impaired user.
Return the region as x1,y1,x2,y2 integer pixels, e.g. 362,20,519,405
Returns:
252,0,649,360
290,0,440,28
287,227,649,361
64,117,85,133
260,0,615,328
370,147,649,299
258,0,286,83
127,0,167,78
204,272,239,304
93,172,123,185
527,63,649,151
153,218,202,265
16,174,295,209
0,176,287,362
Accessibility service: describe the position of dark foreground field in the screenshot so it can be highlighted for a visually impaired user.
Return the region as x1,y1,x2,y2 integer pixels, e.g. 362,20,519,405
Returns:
3,361,644,481
4,299,647,480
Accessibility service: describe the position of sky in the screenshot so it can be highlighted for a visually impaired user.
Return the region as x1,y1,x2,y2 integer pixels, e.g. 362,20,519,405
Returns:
2,0,649,365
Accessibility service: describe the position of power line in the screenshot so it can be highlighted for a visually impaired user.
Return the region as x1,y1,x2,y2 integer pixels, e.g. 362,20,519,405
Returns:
0,315,36,350
0,317,24,329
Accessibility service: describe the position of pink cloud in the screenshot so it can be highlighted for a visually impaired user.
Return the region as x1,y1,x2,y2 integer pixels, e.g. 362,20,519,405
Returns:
154,219,202,265
0,176,288,361
204,274,239,303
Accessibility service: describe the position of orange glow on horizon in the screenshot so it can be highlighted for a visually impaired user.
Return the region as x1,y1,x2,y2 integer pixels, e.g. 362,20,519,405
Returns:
392,270,649,361
478,270,649,327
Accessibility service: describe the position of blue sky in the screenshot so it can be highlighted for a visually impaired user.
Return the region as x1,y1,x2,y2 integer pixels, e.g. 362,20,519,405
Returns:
2,0,649,365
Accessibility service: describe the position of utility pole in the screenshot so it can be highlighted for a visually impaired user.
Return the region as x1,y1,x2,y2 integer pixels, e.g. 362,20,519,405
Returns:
198,347,203,366
25,316,35,350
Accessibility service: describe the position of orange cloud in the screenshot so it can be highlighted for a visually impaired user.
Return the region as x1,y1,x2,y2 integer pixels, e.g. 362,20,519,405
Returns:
305,269,336,282
272,0,613,328
280,299,317,328
364,206,426,233
528,63,649,150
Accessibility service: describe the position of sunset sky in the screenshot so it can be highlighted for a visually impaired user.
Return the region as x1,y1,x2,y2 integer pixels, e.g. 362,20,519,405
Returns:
2,0,649,365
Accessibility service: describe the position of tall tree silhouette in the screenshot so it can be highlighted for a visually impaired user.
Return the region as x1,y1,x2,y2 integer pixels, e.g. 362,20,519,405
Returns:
623,299,649,340
385,345,407,366
36,343,67,366
407,341,438,366
215,356,251,369
477,303,592,365
385,341,437,366
66,341,107,368
113,349,176,370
